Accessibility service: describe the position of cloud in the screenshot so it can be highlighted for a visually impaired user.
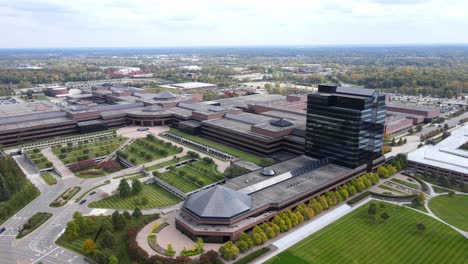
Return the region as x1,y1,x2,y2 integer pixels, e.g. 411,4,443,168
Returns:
0,0,466,47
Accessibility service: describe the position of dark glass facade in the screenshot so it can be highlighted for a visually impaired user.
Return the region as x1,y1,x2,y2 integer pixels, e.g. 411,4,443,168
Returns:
305,85,386,169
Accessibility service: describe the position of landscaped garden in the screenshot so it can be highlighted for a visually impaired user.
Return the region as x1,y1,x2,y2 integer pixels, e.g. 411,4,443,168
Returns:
25,149,53,169
118,135,182,165
391,178,419,189
152,156,224,193
71,159,124,178
428,194,468,232
88,183,181,210
145,155,192,171
266,201,468,264
50,187,81,207
40,172,57,185
17,212,53,238
52,136,126,164
57,211,159,264
167,128,275,166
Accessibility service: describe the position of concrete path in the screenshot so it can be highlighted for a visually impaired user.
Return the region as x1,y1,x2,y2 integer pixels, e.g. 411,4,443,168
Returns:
41,147,74,179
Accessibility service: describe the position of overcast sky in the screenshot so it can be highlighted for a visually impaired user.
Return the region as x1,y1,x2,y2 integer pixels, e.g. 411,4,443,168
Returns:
1,0,467,48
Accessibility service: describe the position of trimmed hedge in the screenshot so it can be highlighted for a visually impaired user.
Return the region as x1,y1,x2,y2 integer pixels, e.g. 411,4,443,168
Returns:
347,191,370,205
233,247,270,264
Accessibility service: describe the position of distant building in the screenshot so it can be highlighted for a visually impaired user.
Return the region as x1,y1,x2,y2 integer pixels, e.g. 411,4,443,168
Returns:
384,115,413,136
45,86,68,97
305,84,386,170
159,82,217,91
386,102,440,123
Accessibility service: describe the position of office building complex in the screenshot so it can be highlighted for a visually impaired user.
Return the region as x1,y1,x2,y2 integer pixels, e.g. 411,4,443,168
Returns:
305,84,386,169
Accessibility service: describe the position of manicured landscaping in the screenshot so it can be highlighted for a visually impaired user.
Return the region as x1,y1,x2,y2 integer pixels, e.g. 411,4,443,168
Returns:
233,247,271,264
266,201,468,264
391,178,419,190
40,172,57,185
52,136,126,164
168,128,275,166
50,187,81,207
378,184,407,195
17,212,52,238
56,212,159,264
25,149,53,170
88,184,181,209
119,136,182,165
145,155,192,171
429,194,468,232
432,185,451,193
153,159,223,193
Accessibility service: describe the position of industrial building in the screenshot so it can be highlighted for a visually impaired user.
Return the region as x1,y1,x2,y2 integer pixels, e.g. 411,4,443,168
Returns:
176,85,386,242
408,125,468,184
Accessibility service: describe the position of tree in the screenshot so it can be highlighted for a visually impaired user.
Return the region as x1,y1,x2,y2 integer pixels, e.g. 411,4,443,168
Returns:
118,179,131,197
412,193,426,207
152,171,160,177
108,256,118,264
381,212,390,222
82,239,97,255
417,222,426,233
111,211,127,231
219,241,239,260
239,232,253,248
65,221,79,241
99,229,115,249
196,237,204,252
131,179,142,195
235,240,249,252
132,207,142,218
166,244,175,257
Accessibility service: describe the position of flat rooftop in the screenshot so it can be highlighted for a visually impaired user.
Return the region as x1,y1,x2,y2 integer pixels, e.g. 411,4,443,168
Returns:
408,125,468,175
387,102,439,112
160,82,216,89
0,117,75,131
0,101,60,118
225,155,352,209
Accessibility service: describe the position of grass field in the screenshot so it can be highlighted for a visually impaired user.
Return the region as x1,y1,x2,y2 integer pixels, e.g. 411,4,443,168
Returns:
168,128,274,166
88,184,181,209
145,155,192,171
432,185,451,193
52,137,125,164
121,138,180,165
266,201,468,264
25,150,52,170
429,194,468,232
391,178,419,190
40,172,57,185
156,171,201,193
154,160,223,193
378,184,407,195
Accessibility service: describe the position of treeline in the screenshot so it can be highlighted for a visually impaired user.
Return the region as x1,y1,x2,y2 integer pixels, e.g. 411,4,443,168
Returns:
0,157,40,224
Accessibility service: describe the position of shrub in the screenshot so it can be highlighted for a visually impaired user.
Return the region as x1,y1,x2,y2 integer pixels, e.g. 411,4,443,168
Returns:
69,160,95,172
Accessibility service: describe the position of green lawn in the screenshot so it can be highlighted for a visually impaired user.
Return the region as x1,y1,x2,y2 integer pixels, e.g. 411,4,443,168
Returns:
266,201,468,264
154,160,223,193
88,184,181,209
378,184,407,195
145,155,192,171
432,185,452,193
156,171,201,193
52,137,125,164
25,150,52,169
168,128,274,166
429,194,468,232
40,172,57,185
391,178,419,190
121,138,180,165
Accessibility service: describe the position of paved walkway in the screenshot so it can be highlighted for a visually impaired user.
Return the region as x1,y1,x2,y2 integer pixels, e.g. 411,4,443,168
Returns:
41,147,74,178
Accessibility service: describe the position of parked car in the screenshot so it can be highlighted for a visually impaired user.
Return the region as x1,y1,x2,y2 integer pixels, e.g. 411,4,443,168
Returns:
79,199,87,205
89,191,96,195
137,127,149,131
0,227,6,234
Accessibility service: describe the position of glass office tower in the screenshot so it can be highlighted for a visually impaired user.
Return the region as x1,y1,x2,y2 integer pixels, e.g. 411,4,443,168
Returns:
305,84,386,169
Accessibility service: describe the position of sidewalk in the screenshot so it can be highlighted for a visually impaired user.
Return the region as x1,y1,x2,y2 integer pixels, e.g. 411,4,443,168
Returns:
41,147,74,178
